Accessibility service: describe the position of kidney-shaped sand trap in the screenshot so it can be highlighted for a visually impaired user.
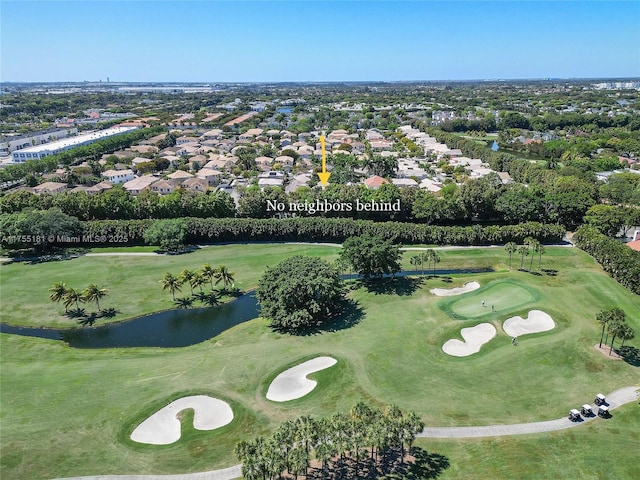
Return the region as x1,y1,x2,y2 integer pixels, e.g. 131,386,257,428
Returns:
442,323,496,357
130,395,233,445
503,310,555,337
431,281,480,297
267,356,338,402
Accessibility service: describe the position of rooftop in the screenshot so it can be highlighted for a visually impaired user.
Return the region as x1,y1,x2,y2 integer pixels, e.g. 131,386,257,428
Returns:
12,127,138,154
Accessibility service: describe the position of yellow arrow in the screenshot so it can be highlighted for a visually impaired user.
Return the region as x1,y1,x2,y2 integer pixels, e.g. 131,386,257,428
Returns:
318,135,331,186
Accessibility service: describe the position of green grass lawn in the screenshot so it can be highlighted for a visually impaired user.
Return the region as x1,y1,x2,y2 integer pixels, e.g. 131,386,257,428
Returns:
1,244,639,479
443,280,538,319
422,402,640,480
0,243,342,327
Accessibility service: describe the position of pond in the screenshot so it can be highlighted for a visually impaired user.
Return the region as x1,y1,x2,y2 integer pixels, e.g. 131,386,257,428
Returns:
276,107,293,114
0,268,493,349
0,293,260,349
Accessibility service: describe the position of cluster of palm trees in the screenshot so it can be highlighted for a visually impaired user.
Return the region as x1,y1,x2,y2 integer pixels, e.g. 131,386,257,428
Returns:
160,263,235,309
597,308,635,355
49,282,109,314
504,238,546,271
235,402,424,480
409,250,441,277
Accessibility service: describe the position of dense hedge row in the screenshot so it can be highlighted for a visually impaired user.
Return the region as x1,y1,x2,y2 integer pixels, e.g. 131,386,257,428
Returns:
573,226,640,295
81,217,565,246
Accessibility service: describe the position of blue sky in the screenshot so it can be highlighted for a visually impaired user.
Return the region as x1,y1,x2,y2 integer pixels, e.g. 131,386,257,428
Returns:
1,1,639,82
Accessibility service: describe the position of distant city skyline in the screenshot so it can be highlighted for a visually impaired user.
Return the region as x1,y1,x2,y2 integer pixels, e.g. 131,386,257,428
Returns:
2,1,639,83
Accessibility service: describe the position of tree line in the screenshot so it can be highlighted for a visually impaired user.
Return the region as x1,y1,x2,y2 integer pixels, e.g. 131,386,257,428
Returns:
234,402,431,480
85,217,565,246
0,213,566,252
0,188,236,221
573,226,640,295
1,171,610,230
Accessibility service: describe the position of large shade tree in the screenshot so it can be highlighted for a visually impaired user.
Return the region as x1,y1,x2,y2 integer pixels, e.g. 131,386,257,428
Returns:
340,234,402,278
256,255,344,332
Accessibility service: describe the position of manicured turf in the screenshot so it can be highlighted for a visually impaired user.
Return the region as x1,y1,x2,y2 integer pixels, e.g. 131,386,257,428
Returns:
1,244,639,480
421,402,640,480
0,243,342,327
444,280,537,319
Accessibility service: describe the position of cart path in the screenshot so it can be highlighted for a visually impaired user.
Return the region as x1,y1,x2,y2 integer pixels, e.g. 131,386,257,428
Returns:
51,465,243,480
52,386,638,480
417,386,639,438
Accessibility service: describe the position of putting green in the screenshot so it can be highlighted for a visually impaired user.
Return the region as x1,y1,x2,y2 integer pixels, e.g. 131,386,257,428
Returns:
444,280,538,319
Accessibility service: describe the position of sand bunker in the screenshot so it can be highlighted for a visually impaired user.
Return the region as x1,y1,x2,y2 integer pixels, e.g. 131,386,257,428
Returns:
503,310,555,337
267,356,337,402
442,323,496,357
130,395,233,445
431,281,480,297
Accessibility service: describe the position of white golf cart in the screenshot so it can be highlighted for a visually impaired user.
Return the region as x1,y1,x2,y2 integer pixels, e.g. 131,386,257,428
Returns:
568,409,581,421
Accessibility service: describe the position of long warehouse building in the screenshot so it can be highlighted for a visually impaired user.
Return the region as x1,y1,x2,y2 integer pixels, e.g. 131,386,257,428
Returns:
11,126,139,163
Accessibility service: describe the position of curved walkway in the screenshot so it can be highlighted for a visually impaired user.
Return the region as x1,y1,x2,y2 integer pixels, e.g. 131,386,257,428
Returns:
52,386,638,480
417,386,638,438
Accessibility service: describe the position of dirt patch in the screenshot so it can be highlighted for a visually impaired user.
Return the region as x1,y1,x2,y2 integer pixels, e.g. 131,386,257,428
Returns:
593,344,622,360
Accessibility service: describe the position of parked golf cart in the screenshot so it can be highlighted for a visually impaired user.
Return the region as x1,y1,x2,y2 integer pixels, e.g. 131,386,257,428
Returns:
581,404,593,416
568,409,581,421
594,393,606,405
598,405,611,418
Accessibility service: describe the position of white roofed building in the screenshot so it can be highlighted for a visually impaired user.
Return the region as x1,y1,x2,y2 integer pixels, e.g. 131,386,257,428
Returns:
11,127,138,163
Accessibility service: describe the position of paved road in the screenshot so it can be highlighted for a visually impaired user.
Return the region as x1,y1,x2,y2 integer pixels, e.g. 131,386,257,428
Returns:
52,386,638,480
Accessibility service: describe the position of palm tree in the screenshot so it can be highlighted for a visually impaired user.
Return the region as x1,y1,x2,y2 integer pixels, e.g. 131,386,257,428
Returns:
605,308,626,348
82,284,108,311
607,313,627,355
201,263,217,290
410,255,421,274
179,269,195,295
191,272,207,294
619,325,635,348
504,242,517,270
160,272,182,300
215,265,235,292
431,250,441,278
528,239,540,271
63,287,83,312
403,412,424,459
385,404,403,456
537,244,546,271
49,282,70,313
235,440,261,480
518,245,529,270
288,446,309,480
596,310,610,348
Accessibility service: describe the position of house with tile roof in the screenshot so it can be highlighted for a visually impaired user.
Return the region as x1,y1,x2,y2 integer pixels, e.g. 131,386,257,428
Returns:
364,175,390,189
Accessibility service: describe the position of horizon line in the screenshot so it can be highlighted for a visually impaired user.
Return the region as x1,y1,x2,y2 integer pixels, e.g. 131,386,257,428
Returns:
3,76,640,85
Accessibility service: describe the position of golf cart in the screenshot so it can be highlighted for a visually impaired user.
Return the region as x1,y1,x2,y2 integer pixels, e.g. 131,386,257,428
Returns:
581,404,593,416
594,393,606,405
568,409,581,421
598,405,610,418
